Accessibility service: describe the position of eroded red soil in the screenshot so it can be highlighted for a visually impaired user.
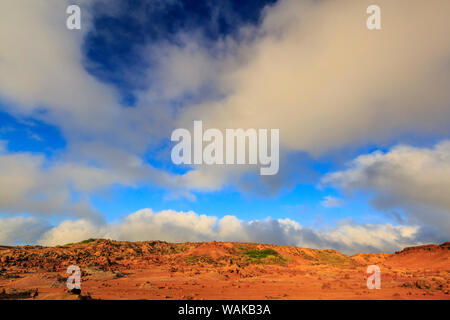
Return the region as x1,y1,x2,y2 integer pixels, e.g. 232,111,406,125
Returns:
0,240,448,300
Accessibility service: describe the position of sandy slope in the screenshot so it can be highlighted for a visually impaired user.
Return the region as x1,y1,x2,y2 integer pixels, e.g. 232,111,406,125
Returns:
0,240,448,300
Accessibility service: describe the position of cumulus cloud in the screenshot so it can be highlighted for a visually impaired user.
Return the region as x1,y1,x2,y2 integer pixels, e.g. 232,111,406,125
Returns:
0,146,207,219
0,1,121,138
0,217,50,246
0,0,204,155
322,140,450,237
0,0,231,203
321,196,344,208
2,0,450,197
0,208,419,254
168,0,450,191
179,0,450,154
0,149,137,220
37,219,104,246
0,1,141,216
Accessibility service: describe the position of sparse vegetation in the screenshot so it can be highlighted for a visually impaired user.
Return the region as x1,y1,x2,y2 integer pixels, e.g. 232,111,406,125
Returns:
80,238,96,244
244,248,279,259
184,256,199,263
314,251,352,267
0,240,447,299
243,248,287,265
183,255,215,264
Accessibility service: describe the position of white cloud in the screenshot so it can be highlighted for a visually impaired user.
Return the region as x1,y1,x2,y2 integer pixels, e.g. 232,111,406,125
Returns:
0,0,189,156
179,0,450,154
105,209,218,243
321,196,344,208
170,0,450,191
0,1,120,137
0,216,50,246
322,140,450,236
1,0,450,197
37,219,104,246
0,0,449,232
4,208,422,254
0,140,7,152
0,1,231,203
0,150,123,219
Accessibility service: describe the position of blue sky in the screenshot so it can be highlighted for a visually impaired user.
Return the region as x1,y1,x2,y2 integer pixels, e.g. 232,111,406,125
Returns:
0,0,449,253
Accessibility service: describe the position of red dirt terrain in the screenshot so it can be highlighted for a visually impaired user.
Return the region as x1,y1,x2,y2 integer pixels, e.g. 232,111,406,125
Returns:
0,240,448,300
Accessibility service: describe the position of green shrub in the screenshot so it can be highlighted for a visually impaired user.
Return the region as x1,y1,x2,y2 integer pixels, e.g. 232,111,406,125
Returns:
244,248,279,259
184,256,199,263
314,251,351,266
80,238,96,244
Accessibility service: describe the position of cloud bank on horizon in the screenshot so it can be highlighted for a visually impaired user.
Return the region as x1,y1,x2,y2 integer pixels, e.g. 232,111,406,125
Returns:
0,209,420,255
0,0,449,253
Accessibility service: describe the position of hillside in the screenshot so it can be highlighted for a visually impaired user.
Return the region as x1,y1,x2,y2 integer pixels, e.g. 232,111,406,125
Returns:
0,240,448,300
